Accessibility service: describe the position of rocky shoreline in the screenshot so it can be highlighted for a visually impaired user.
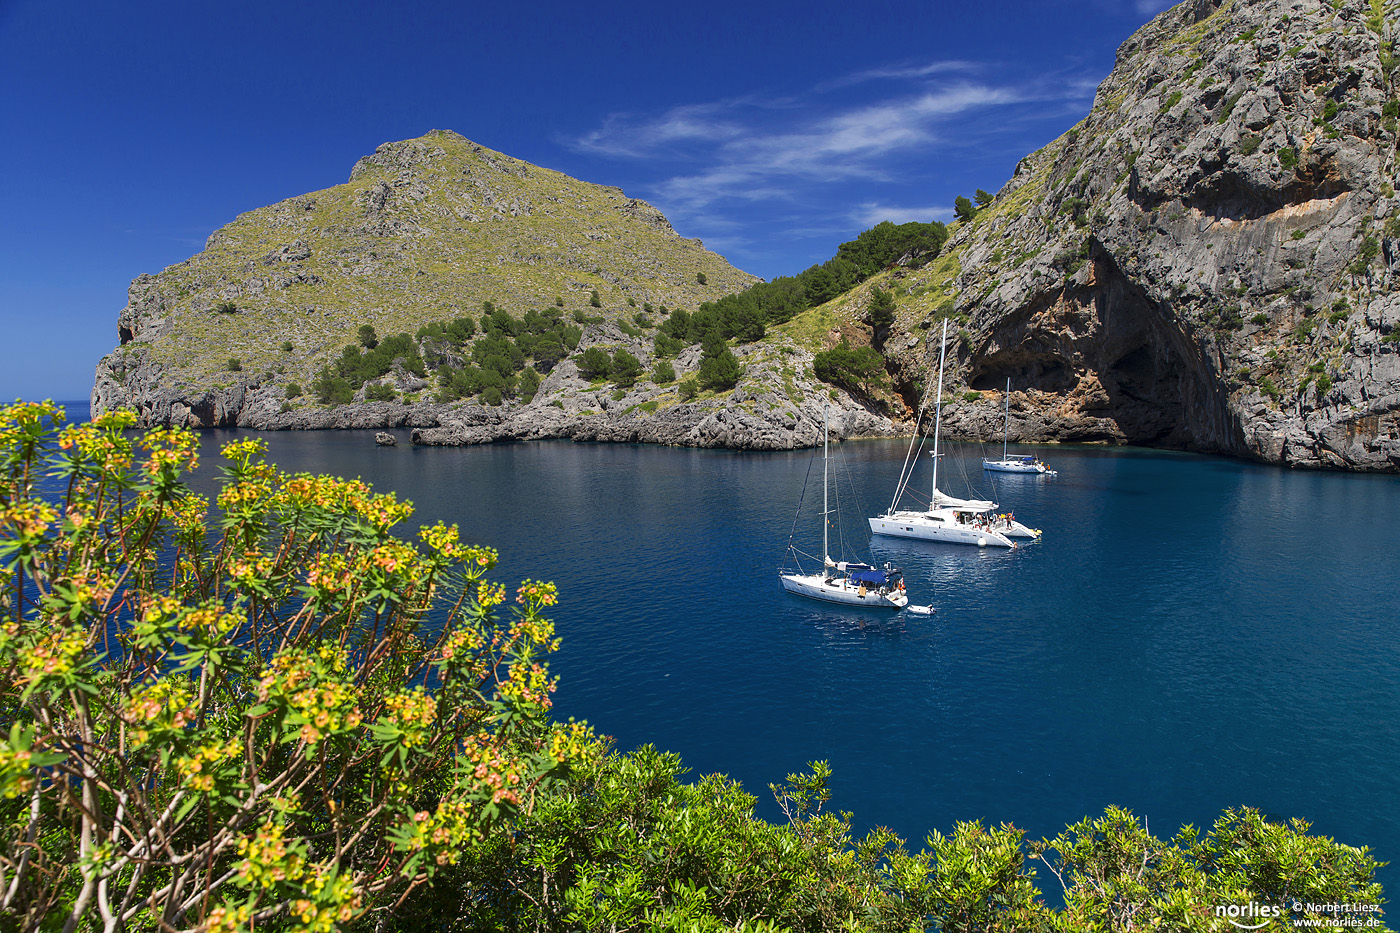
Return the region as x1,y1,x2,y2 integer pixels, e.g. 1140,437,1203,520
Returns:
91,341,901,451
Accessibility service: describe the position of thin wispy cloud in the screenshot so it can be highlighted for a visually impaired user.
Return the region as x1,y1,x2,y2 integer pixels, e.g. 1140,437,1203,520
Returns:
1134,0,1175,15
853,203,955,227
566,56,1103,274
574,102,751,158
574,82,1034,212
818,59,980,91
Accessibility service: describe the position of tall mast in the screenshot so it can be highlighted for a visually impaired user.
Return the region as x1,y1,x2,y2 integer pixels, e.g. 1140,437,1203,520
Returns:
1002,376,1011,461
822,402,830,564
889,356,936,513
930,319,947,504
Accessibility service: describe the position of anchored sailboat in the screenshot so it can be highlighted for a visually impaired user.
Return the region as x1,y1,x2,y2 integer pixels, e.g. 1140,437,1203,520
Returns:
780,406,909,608
869,321,1041,548
982,377,1056,475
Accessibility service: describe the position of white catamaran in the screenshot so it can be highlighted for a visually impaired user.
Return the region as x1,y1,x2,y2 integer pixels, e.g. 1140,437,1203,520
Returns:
869,322,1042,548
982,377,1056,475
781,406,909,608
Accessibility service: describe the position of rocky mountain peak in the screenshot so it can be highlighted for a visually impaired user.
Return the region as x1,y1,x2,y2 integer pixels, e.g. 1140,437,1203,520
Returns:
93,131,759,429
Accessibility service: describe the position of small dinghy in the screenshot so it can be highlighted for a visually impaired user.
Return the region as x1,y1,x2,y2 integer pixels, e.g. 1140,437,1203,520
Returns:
906,604,936,615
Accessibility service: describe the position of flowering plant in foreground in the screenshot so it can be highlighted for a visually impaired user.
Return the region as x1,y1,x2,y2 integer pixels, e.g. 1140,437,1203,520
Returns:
0,402,591,932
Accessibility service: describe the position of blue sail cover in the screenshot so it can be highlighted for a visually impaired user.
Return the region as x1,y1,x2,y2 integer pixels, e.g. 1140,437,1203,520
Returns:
849,569,893,585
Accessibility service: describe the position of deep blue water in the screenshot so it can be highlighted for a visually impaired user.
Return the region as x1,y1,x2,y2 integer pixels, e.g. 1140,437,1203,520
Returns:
91,402,1398,884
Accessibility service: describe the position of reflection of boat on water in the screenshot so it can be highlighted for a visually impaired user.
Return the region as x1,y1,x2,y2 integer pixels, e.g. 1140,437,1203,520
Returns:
982,378,1057,475
869,321,1042,549
781,406,909,609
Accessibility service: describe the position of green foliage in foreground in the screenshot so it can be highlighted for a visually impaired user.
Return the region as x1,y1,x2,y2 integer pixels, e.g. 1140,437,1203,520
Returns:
0,402,589,933
375,753,1388,933
387,751,940,932
0,406,1387,933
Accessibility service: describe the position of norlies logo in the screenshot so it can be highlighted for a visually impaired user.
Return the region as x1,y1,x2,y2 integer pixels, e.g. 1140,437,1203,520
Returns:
1215,902,1281,929
1214,901,1386,929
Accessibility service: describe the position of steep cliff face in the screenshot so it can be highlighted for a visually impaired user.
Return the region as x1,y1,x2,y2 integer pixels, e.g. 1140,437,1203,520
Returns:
92,130,760,430
858,0,1399,470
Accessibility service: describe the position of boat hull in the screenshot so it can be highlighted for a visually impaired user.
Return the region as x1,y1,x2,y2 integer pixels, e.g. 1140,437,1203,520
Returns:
983,459,1055,475
779,572,908,608
869,512,1016,547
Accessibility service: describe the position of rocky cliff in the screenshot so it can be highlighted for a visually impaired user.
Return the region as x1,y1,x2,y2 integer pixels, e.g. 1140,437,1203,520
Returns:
859,0,1400,470
94,0,1400,468
95,132,802,431
92,130,894,449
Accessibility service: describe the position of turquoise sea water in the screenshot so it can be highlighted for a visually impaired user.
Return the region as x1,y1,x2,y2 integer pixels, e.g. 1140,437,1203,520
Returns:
110,408,1398,885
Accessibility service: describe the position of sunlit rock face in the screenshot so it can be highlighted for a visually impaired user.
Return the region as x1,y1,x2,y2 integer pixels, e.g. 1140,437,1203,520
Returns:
885,0,1400,471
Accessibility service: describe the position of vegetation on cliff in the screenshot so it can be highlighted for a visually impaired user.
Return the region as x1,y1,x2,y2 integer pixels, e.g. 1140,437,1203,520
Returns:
93,130,758,417
692,219,949,338
300,218,952,411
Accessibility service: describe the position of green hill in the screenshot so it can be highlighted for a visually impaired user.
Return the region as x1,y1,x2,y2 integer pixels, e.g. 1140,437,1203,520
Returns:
92,129,758,424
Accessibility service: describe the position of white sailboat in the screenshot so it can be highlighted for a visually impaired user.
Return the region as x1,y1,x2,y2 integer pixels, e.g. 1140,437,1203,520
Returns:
982,377,1056,475
781,406,910,609
869,321,1042,548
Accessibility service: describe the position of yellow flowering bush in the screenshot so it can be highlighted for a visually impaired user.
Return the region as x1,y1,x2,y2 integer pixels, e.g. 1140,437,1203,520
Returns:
0,402,592,933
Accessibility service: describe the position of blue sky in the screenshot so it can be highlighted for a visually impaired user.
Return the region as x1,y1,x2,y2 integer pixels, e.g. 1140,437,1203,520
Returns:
0,0,1175,400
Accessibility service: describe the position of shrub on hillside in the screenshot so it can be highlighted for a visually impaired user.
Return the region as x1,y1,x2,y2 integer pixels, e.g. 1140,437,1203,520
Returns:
867,286,896,330
576,346,613,380
313,369,355,405
698,334,741,391
518,366,541,402
364,382,398,402
813,339,887,393
609,349,644,387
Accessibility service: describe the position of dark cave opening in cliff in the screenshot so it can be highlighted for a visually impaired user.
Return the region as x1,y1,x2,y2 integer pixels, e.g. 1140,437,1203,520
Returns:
969,359,1075,394
964,268,1229,453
